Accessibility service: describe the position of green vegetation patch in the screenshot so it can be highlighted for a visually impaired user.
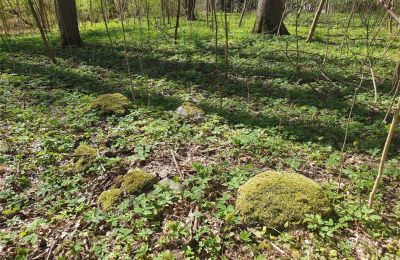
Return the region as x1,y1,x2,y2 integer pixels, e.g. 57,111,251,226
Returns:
90,93,130,115
236,171,332,229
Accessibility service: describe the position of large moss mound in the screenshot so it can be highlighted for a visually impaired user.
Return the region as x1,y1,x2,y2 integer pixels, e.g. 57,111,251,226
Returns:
235,171,332,229
121,168,157,194
90,93,130,115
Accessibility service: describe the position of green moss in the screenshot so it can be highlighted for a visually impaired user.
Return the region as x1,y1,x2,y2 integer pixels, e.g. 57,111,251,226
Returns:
176,102,205,122
74,143,97,172
98,188,123,211
235,171,332,229
121,168,156,194
90,93,130,115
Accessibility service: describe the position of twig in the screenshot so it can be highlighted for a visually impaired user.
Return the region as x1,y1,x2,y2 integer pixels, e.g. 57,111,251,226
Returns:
170,149,183,180
270,241,287,256
369,59,378,103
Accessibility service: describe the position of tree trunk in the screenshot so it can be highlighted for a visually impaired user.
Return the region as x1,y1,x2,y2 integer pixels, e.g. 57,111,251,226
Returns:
184,0,196,21
306,0,326,42
38,0,47,31
253,0,289,35
27,0,57,64
55,0,82,47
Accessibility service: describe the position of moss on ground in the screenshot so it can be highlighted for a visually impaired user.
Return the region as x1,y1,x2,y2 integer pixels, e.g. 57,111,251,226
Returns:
176,102,205,123
98,188,123,211
74,143,97,172
235,171,332,229
90,93,130,115
121,168,157,194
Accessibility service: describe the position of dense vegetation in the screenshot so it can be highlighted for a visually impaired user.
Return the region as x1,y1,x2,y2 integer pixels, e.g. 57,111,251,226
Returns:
0,2,400,259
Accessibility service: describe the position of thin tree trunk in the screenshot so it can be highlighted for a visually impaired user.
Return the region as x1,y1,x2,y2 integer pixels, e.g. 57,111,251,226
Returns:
174,0,181,44
368,96,400,207
38,0,48,31
206,0,209,27
238,0,248,27
0,1,9,34
118,0,134,98
89,0,94,26
27,0,57,64
223,0,229,108
100,0,113,46
306,0,326,42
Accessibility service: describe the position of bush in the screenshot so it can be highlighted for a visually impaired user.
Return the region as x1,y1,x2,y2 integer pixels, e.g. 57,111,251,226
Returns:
235,171,332,229
90,93,130,115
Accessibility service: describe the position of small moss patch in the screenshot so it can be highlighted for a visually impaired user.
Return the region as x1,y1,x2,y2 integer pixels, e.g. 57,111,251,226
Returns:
98,188,123,211
74,143,97,172
235,171,332,229
90,93,130,115
122,168,157,194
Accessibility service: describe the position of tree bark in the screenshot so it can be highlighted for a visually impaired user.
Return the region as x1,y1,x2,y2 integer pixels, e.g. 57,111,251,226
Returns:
184,0,196,21
38,0,48,31
253,0,289,35
55,0,82,47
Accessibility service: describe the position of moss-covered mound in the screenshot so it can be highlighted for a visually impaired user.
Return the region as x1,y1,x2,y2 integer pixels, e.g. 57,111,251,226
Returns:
235,171,332,229
74,143,97,172
90,93,130,115
176,102,205,123
121,168,157,194
98,188,123,211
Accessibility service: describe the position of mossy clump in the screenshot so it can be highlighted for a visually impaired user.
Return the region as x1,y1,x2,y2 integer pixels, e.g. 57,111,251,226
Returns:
121,168,157,194
90,93,130,115
74,143,97,172
235,171,332,229
176,102,205,123
98,188,123,211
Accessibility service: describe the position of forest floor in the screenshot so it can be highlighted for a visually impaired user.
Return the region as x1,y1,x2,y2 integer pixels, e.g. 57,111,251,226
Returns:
0,13,400,259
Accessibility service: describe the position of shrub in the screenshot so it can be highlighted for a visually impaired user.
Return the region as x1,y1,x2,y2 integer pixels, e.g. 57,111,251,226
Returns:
235,171,332,229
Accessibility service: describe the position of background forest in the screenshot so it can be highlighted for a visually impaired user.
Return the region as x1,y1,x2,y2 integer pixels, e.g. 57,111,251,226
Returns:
0,0,400,259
